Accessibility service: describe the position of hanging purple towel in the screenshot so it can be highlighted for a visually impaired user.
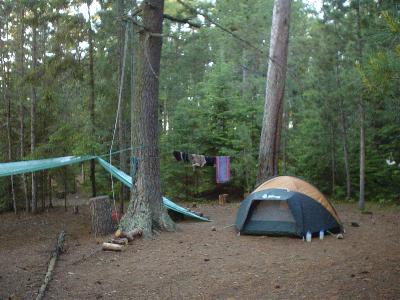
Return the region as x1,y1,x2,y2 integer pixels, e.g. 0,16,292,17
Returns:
216,156,231,183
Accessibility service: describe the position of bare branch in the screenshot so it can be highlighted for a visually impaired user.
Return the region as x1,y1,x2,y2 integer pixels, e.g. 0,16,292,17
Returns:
163,13,201,28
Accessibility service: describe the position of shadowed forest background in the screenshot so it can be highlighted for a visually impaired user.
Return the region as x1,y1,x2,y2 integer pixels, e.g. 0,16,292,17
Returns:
0,0,399,213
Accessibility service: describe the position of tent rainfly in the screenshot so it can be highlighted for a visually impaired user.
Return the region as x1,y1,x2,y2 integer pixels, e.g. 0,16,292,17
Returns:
236,176,343,237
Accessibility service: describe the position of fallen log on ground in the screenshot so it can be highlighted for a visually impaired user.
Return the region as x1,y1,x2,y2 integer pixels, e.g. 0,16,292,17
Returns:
110,238,128,245
102,242,123,251
36,231,65,300
115,228,143,242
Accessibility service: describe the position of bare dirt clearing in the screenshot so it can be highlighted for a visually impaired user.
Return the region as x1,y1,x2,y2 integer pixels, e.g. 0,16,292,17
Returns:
1,200,399,299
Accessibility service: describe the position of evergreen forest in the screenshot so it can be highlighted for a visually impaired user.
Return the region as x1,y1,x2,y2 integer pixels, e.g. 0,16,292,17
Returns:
0,0,399,213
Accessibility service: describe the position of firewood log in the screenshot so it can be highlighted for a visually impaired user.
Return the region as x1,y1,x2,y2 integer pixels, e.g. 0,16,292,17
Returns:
115,228,143,242
102,242,123,251
110,238,128,245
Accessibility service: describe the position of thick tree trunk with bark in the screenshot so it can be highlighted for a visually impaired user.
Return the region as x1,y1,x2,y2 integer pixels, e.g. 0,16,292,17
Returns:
119,0,175,237
356,0,365,210
257,0,291,185
89,196,114,236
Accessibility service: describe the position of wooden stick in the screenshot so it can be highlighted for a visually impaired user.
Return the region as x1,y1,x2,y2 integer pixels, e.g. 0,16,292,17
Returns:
36,231,65,300
102,242,123,251
110,238,128,245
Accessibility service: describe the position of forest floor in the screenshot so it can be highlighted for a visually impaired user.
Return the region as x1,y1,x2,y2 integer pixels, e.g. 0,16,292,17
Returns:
1,197,399,300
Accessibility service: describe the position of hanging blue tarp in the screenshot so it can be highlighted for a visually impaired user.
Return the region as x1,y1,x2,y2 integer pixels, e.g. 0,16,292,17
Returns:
96,157,209,222
96,157,132,188
0,155,209,222
0,156,95,177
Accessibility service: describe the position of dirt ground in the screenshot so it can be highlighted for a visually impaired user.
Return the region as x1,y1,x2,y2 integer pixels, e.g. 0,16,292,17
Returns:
1,197,399,300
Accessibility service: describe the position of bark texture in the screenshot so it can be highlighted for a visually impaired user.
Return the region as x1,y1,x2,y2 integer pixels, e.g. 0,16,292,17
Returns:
120,0,175,237
257,0,291,185
89,196,114,236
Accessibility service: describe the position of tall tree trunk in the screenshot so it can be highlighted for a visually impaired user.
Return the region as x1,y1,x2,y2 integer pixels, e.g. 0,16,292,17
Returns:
336,52,351,199
241,50,248,100
340,103,351,199
64,167,68,211
257,0,291,185
41,171,46,211
330,121,336,196
356,0,365,210
117,0,129,213
17,7,29,212
282,111,288,175
120,0,175,237
87,3,97,197
4,32,17,213
48,174,53,208
20,104,29,212
31,23,38,214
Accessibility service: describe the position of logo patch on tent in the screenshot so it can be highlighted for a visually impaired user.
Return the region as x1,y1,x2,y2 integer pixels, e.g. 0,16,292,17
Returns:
262,194,281,199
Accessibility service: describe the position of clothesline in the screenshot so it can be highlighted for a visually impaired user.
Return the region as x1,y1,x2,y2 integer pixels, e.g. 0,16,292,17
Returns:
172,150,231,184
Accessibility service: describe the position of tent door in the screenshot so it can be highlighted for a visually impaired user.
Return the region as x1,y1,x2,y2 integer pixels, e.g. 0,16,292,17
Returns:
244,200,297,235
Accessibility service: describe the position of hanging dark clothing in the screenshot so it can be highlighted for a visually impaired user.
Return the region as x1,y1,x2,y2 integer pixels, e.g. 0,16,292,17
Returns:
181,152,189,162
205,156,216,166
173,151,182,161
173,151,189,162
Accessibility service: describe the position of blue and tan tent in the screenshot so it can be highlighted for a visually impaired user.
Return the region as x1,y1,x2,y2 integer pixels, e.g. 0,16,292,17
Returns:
236,176,343,236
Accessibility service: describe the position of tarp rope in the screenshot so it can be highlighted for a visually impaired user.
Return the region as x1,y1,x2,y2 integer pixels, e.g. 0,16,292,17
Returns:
109,22,130,211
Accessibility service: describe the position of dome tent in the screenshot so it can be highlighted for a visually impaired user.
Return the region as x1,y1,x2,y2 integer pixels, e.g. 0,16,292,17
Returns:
236,176,343,237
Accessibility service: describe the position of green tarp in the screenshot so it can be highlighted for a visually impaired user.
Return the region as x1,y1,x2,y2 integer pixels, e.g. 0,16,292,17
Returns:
0,156,95,177
96,157,209,221
0,155,209,222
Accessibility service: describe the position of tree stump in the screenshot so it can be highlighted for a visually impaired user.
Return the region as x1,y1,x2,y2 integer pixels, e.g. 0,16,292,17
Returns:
219,194,228,205
89,196,114,237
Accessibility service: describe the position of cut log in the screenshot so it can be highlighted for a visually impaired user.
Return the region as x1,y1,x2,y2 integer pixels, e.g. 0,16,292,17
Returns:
218,194,228,205
102,242,123,251
115,228,143,242
89,196,114,237
110,238,128,245
36,231,65,300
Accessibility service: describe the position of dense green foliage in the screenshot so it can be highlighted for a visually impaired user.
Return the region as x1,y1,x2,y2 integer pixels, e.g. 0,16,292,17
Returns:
0,0,399,211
